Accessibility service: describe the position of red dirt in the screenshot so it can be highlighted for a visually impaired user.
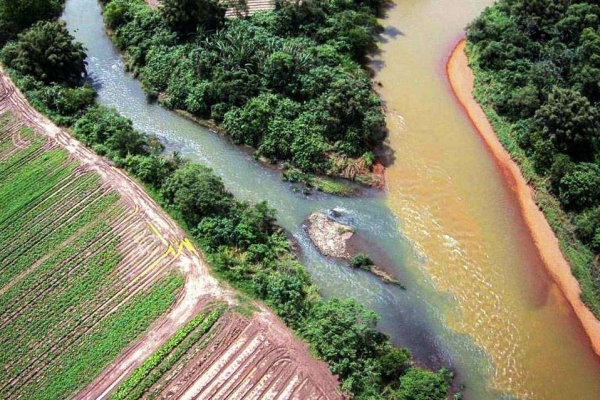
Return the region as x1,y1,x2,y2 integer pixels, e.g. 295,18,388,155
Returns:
446,39,600,357
0,67,342,399
372,162,386,189
154,311,343,400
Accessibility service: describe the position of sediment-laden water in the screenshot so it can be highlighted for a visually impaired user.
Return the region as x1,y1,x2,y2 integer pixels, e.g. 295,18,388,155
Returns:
375,1,600,399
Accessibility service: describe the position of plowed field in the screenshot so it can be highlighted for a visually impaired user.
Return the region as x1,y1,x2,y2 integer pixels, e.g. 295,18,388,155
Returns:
109,310,342,400
0,68,341,400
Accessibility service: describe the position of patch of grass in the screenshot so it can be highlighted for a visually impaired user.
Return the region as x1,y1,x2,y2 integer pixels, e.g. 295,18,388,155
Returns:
350,253,374,271
312,175,358,196
232,293,260,317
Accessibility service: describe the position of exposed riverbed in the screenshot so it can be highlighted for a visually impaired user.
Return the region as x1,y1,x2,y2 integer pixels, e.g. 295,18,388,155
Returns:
63,0,600,399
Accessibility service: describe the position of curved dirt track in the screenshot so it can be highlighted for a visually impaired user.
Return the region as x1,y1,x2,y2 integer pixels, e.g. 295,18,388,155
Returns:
0,67,342,400
446,40,600,357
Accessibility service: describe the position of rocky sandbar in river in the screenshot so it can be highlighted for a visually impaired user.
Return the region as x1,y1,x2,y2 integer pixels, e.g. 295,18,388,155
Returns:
304,212,355,258
304,211,401,286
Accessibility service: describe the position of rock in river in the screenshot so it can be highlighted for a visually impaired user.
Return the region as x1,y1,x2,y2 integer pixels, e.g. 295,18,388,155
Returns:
305,212,355,258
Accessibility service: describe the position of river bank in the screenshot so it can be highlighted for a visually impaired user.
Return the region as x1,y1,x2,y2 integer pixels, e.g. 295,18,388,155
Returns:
446,39,600,357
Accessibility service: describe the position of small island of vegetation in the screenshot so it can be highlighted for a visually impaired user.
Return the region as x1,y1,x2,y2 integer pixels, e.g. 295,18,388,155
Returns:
100,0,388,186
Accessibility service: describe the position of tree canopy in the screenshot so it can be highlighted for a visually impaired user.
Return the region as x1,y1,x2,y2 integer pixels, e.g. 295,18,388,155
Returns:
533,87,599,162
1,20,87,85
395,368,450,400
467,0,600,312
74,106,148,158
103,0,386,176
0,0,63,43
161,163,233,226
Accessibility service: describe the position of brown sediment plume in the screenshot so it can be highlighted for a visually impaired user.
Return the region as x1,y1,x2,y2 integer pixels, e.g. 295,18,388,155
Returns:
446,39,600,357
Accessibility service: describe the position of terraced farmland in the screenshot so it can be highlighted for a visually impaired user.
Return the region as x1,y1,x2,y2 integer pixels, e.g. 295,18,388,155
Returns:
0,69,341,400
145,0,276,18
223,0,276,18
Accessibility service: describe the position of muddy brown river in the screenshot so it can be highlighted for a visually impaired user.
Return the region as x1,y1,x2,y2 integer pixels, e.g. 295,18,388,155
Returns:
376,1,600,399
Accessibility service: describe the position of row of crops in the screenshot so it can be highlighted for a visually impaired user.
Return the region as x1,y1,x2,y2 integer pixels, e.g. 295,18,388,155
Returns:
111,308,224,400
0,112,184,400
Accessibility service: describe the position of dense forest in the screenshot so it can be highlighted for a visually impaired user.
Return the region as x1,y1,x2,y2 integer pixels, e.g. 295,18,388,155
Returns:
100,0,387,180
0,1,452,398
466,0,600,314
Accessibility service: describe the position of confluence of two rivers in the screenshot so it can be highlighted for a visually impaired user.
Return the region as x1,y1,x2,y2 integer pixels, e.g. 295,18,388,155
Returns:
63,0,600,398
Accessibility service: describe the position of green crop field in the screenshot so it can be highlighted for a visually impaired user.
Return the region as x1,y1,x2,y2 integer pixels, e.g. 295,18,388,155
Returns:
0,112,183,400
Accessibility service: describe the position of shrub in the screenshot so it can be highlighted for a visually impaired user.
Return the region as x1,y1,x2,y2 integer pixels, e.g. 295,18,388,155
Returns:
350,253,374,270
2,20,86,85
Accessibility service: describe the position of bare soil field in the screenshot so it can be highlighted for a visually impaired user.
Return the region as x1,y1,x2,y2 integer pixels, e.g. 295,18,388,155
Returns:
141,310,342,400
0,68,341,399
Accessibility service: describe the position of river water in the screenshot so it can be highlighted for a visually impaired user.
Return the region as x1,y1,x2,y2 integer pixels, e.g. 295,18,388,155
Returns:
375,0,600,399
62,0,600,399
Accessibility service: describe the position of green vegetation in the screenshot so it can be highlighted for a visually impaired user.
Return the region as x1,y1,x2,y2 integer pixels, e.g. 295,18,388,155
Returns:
0,0,64,44
282,166,359,195
126,151,450,399
101,0,386,179
350,252,374,270
0,126,183,399
74,105,154,158
466,0,600,315
162,163,233,226
301,298,395,395
160,0,226,34
1,20,86,84
111,308,223,400
1,19,95,126
24,273,183,400
0,2,95,127
0,6,450,398
8,72,96,126
396,367,451,400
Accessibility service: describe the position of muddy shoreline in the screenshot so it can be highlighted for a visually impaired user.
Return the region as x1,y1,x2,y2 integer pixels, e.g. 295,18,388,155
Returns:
446,39,600,357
